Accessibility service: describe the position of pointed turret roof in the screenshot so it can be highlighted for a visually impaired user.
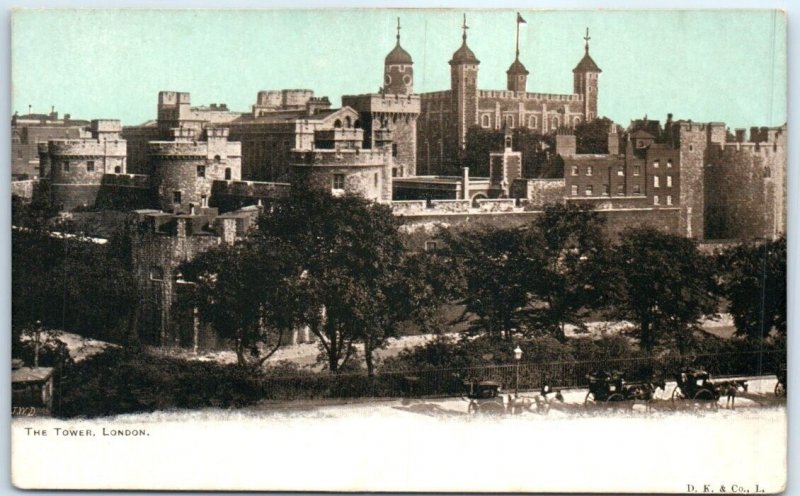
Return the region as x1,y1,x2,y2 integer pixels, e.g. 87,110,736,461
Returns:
507,57,529,75
385,18,413,65
573,27,602,73
450,14,480,65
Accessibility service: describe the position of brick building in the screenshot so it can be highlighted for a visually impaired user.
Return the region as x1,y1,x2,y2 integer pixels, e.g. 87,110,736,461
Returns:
11,108,90,179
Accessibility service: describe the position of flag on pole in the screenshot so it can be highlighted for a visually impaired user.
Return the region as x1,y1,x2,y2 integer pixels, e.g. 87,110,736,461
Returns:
517,12,527,24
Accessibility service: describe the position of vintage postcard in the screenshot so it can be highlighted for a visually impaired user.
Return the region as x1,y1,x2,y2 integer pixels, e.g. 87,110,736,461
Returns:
10,9,787,492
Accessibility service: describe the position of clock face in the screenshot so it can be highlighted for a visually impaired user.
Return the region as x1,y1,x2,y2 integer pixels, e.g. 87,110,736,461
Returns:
384,74,392,85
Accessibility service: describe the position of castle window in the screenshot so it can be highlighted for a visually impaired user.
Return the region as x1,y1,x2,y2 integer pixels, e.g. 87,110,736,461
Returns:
506,116,515,128
552,117,560,129
666,175,672,187
197,165,206,178
763,167,771,178
425,240,439,251
86,160,95,172
224,168,232,180
214,155,221,163
633,166,640,176
345,116,352,128
334,119,342,129
374,173,379,188
653,176,660,188
654,195,660,205
666,195,673,205
653,160,660,168
481,115,490,128
571,185,578,196
392,168,398,178
392,144,398,157
62,161,70,172
114,166,121,174
149,266,164,282
603,184,610,196
332,174,345,191
585,185,593,196
633,184,641,194
571,165,579,176
667,159,673,168
528,115,537,128
173,191,182,204
689,145,694,152
617,168,624,176
617,184,624,196
573,117,581,127
586,165,593,176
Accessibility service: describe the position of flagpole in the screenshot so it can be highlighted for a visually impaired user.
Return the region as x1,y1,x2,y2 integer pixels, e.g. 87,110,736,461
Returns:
515,14,520,59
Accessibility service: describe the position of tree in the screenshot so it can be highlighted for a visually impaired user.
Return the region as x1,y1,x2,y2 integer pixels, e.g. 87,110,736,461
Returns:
610,227,718,354
574,116,615,154
717,237,786,342
520,203,612,341
255,187,407,375
179,238,301,369
463,126,559,178
443,226,528,341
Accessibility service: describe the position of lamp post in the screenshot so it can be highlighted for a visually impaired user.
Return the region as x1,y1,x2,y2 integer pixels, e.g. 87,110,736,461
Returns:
513,345,523,399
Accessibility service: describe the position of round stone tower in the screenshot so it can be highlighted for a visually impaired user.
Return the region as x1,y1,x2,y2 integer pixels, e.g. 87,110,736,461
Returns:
149,127,241,214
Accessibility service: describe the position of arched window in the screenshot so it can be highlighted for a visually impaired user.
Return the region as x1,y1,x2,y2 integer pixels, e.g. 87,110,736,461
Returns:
481,115,490,128
114,166,121,174
528,115,537,128
506,115,514,128
334,119,342,128
552,117,560,129
224,167,232,180
344,116,352,128
354,119,361,129
214,155,221,163
573,117,581,126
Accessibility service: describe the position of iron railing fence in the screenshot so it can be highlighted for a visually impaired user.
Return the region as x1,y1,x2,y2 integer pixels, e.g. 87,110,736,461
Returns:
257,349,785,402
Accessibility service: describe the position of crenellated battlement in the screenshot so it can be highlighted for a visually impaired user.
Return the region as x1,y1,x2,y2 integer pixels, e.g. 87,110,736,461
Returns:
290,147,389,167
47,139,126,157
478,90,583,102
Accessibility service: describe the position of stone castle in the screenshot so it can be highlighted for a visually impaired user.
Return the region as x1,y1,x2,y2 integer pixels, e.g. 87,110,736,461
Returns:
13,16,786,349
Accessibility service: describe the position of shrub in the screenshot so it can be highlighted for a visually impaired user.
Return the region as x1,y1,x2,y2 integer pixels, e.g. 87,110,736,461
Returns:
57,348,264,418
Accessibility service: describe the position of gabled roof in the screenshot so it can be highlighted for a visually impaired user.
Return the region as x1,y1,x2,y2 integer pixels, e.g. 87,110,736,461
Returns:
630,129,655,140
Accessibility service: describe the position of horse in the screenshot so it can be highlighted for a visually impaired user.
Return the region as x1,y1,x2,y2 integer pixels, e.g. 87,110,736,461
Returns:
716,379,748,409
625,378,667,412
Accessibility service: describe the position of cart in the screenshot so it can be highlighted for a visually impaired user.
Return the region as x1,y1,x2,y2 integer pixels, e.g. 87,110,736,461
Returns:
584,370,628,408
463,380,506,415
671,368,720,409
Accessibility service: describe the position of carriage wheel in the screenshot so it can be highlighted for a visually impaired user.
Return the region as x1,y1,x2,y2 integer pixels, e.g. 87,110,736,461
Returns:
606,393,627,412
468,401,479,415
775,382,786,398
670,386,684,409
693,389,718,410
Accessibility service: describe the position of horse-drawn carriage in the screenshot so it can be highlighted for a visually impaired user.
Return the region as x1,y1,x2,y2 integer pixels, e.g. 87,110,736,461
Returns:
584,370,665,411
671,368,721,409
463,380,506,414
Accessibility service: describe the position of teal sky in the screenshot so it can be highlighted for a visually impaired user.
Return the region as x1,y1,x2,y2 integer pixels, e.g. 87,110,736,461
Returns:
11,9,786,130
